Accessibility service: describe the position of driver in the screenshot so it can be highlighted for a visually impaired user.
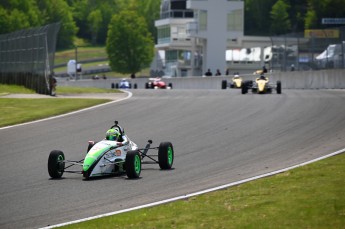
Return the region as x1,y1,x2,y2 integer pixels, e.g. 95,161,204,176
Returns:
259,74,267,80
105,128,128,145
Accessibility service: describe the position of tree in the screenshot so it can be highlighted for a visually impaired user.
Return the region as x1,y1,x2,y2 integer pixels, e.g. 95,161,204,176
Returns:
270,0,291,35
137,0,161,42
244,0,277,35
106,10,154,74
37,0,78,49
0,0,41,34
305,0,345,29
87,9,103,45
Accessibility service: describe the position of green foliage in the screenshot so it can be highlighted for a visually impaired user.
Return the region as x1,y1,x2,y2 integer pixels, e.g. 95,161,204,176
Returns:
37,0,78,49
2,0,345,49
0,0,41,34
106,10,154,74
72,0,121,45
305,0,345,29
270,0,291,35
87,9,103,45
244,0,277,35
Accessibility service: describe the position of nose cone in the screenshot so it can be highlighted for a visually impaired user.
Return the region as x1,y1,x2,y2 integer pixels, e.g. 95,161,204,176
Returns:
257,80,266,92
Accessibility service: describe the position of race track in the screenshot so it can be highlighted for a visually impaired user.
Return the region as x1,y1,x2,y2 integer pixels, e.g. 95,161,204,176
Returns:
1,89,345,228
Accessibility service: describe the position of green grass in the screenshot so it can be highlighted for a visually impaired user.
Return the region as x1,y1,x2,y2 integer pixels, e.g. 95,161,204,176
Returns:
54,61,109,73
54,46,151,77
62,152,345,229
56,86,121,94
55,46,107,65
0,84,121,127
0,98,111,127
0,84,36,95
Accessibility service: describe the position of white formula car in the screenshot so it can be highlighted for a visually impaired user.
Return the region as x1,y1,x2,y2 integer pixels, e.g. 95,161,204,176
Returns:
48,121,174,179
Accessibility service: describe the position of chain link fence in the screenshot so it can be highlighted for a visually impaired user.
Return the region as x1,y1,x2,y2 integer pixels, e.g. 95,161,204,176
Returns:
269,26,345,72
0,22,60,94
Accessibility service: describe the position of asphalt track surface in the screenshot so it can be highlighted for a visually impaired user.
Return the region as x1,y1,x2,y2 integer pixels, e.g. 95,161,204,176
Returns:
1,89,345,228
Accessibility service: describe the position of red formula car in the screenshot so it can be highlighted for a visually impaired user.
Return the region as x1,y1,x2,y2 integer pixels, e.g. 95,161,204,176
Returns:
145,78,172,89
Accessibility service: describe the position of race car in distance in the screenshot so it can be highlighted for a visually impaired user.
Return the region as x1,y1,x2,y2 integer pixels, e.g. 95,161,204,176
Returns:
48,121,174,179
145,77,172,89
221,73,243,89
242,75,281,94
115,79,137,89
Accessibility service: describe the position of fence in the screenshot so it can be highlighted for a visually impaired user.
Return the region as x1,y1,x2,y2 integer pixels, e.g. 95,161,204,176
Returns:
269,26,345,72
0,23,60,94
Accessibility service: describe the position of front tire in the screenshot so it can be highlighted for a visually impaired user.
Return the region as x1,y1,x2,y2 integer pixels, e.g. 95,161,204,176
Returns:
48,150,65,179
158,142,174,169
125,150,141,179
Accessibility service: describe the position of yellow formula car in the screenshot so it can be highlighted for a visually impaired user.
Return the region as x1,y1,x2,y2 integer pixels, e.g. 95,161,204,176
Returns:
221,74,243,89
242,75,281,94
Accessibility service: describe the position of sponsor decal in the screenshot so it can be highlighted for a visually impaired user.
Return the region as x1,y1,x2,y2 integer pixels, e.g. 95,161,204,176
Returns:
115,150,122,156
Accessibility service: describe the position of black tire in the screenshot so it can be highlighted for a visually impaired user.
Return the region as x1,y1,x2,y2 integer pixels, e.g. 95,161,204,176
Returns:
158,142,174,169
125,150,141,179
145,82,149,89
168,83,173,89
134,83,138,89
48,150,65,179
241,81,248,94
221,80,227,89
277,81,282,94
115,83,119,89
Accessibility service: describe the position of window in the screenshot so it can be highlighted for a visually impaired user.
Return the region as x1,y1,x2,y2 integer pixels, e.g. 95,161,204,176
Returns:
157,26,171,44
198,10,207,31
227,9,243,32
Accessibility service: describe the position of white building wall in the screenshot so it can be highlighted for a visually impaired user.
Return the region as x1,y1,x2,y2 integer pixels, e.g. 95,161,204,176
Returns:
187,0,244,76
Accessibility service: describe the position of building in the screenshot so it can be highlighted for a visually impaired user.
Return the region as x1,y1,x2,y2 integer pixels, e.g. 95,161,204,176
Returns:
154,0,276,77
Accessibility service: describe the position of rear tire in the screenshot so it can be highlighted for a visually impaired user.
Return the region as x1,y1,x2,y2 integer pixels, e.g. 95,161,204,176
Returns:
241,81,248,94
221,80,227,89
277,81,282,94
125,150,141,179
168,83,173,89
48,150,65,179
134,83,138,89
158,142,174,169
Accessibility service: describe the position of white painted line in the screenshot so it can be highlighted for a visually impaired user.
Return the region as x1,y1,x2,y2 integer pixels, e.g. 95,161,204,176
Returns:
0,91,132,130
40,147,345,229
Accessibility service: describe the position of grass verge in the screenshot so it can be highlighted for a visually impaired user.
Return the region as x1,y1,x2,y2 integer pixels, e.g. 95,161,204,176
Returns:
62,152,345,229
55,46,107,65
56,86,121,94
0,98,110,127
0,84,35,95
0,84,121,127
